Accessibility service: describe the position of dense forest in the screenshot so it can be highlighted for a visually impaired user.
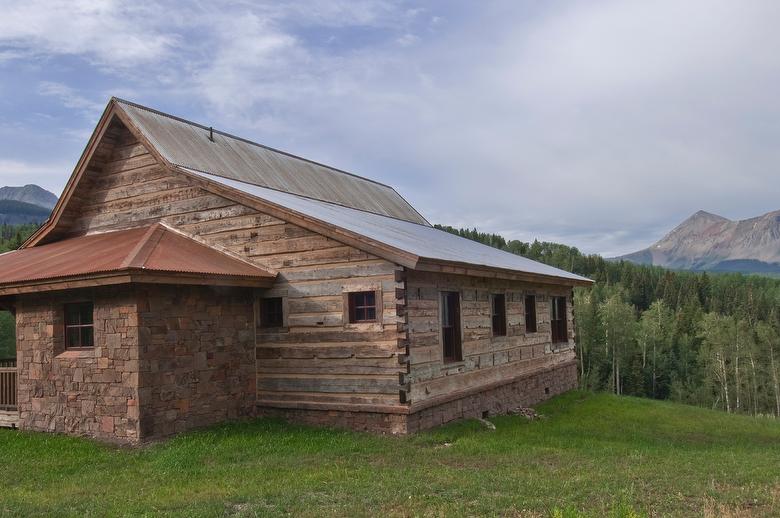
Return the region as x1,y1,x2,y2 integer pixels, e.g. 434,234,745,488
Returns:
0,224,38,358
437,225,780,417
0,223,38,253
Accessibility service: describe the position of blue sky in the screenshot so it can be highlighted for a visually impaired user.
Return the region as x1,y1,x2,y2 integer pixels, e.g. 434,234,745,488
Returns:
1,0,779,256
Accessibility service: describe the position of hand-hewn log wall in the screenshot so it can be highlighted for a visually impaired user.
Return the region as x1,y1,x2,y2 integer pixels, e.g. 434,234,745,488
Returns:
45,117,577,424
404,270,575,405
55,119,406,411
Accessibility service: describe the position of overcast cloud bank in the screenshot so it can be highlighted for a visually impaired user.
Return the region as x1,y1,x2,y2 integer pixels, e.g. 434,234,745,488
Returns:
0,0,778,256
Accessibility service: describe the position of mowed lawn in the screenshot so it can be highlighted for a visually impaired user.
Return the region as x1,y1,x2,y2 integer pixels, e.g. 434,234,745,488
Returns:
1,392,779,517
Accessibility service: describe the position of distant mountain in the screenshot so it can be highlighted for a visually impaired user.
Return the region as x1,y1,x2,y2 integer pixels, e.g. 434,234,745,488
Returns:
0,184,58,210
0,185,57,225
617,209,780,274
0,200,52,225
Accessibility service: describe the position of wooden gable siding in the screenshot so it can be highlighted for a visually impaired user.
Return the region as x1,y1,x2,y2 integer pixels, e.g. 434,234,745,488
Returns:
65,123,221,237
47,120,406,410
404,270,575,406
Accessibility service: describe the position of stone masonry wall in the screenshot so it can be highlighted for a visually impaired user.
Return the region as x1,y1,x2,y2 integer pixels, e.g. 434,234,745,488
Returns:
16,287,140,443
136,285,256,440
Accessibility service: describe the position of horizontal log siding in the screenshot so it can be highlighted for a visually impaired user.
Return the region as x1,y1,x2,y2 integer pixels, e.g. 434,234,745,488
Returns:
405,270,575,405
198,220,405,409
58,120,406,410
66,124,224,236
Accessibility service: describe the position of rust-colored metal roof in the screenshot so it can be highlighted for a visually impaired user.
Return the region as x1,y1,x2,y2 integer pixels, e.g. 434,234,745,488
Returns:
0,224,275,288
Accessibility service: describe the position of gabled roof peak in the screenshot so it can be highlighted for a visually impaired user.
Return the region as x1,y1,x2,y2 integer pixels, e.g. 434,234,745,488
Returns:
112,97,429,225
111,97,392,189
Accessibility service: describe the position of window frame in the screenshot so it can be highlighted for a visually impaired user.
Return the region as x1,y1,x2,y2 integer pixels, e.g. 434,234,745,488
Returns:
64,302,94,349
490,293,507,337
524,294,538,334
259,297,285,329
440,291,463,363
550,296,568,344
347,290,379,324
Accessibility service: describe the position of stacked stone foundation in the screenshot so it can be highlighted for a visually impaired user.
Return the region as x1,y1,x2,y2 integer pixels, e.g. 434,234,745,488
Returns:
258,360,578,434
405,359,578,433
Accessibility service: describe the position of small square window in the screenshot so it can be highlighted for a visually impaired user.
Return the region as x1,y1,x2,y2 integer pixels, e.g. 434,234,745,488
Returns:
259,297,284,328
64,302,94,348
348,291,377,323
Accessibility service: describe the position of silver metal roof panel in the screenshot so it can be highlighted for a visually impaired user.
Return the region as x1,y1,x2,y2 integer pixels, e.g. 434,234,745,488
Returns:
185,169,592,284
116,99,428,225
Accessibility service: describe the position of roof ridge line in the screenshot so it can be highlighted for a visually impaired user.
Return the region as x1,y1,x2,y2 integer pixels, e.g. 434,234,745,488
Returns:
111,97,401,192
181,166,435,229
119,224,165,269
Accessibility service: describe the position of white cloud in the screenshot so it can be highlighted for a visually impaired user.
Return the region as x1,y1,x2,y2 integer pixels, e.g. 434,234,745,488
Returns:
37,81,104,118
0,0,176,68
396,34,419,47
0,159,70,195
2,0,779,256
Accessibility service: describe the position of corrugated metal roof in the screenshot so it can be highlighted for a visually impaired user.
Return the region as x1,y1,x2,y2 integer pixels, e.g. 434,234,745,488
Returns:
183,169,592,284
0,223,275,285
115,98,429,225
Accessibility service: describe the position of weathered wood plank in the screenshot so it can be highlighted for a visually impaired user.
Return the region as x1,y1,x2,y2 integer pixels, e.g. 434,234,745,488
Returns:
405,269,576,404
257,375,399,394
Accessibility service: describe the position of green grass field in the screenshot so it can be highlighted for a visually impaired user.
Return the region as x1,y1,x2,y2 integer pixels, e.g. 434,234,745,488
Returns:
1,392,778,517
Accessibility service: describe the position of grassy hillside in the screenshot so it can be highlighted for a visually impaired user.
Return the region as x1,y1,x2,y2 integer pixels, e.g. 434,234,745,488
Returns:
1,392,778,517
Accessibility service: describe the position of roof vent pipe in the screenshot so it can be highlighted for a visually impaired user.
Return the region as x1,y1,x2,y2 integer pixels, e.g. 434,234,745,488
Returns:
208,126,214,142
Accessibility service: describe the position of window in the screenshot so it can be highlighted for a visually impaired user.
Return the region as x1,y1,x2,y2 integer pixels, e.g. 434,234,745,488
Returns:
491,293,507,337
524,295,537,333
441,291,462,362
259,297,284,328
348,291,377,323
64,302,94,348
551,296,568,343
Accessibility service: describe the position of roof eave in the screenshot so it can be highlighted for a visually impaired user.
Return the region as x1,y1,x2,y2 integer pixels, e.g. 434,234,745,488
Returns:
169,165,422,269
23,100,119,248
413,258,593,287
0,268,276,297
167,165,592,285
23,98,180,249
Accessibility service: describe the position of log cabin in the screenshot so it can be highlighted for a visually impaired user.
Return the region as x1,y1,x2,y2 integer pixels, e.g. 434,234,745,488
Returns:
0,98,592,443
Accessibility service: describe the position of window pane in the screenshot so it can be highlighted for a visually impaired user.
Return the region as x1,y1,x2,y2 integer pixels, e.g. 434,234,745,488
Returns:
525,295,537,333
81,326,94,347
260,298,284,328
441,295,450,326
80,303,93,325
348,291,377,323
441,292,462,362
66,327,80,347
65,305,80,325
492,294,506,336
